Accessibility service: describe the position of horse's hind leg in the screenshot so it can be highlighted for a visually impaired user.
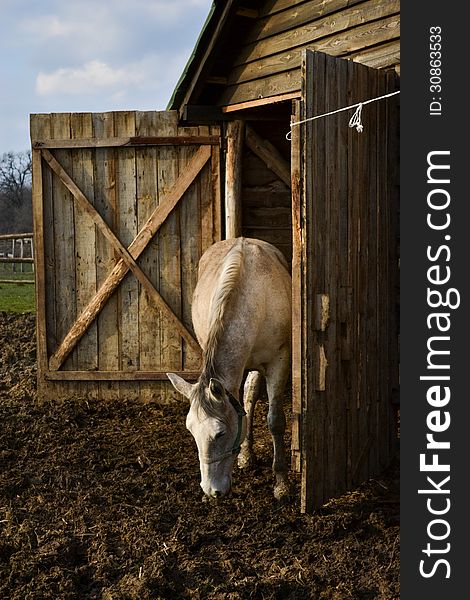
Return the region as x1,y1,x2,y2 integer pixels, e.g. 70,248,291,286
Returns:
238,370,261,469
266,347,290,500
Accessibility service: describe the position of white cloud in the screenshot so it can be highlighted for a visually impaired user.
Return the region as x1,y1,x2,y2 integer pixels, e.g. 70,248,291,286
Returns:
36,59,146,96
35,52,189,99
20,9,120,60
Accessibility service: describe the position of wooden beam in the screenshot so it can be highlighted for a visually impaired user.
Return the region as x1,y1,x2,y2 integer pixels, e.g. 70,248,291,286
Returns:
32,135,220,149
225,120,245,238
48,145,211,371
222,92,300,113
0,279,35,285
236,7,259,18
290,99,302,474
0,232,33,241
44,370,200,381
0,257,34,263
245,125,291,188
31,147,48,377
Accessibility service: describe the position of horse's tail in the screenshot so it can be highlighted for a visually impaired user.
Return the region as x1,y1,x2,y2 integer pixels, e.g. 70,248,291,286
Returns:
205,238,245,370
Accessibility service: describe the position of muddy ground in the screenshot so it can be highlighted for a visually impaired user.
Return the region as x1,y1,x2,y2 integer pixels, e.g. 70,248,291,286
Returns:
0,312,399,599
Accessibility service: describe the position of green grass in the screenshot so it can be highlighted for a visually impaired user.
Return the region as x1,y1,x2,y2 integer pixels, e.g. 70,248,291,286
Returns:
0,264,36,312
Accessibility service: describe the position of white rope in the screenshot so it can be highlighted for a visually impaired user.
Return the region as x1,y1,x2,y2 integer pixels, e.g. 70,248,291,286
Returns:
286,90,400,140
348,103,363,132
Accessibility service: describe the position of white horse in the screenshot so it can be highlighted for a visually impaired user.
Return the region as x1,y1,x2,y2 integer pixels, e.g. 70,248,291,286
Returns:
167,237,291,500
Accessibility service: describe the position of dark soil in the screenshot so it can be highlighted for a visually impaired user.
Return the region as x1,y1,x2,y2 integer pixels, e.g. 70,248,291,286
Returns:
0,312,399,599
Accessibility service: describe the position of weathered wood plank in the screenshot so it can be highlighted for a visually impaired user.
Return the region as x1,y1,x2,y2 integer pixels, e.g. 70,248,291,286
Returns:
32,135,220,149
244,0,365,45
179,124,201,372
225,120,245,238
31,116,55,382
92,112,120,401
114,111,139,402
234,0,400,66
156,112,182,402
291,98,302,473
349,39,400,70
44,370,200,381
210,124,222,246
222,69,300,107
260,0,320,17
71,113,98,380
335,55,349,495
30,131,48,387
200,128,215,255
50,113,76,376
222,92,301,112
135,111,164,403
245,125,291,188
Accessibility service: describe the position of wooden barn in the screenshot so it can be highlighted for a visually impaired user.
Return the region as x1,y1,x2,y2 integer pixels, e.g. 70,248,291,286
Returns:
31,0,400,512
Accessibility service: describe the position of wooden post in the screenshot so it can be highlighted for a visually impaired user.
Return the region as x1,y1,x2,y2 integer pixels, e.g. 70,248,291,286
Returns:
225,120,244,238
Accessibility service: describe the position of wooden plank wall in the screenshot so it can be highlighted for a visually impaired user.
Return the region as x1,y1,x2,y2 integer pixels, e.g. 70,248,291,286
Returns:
298,52,399,511
241,120,292,263
31,111,221,402
220,0,400,106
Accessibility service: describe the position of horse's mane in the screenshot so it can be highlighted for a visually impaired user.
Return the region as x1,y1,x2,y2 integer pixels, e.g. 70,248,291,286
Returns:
192,238,245,419
204,238,245,375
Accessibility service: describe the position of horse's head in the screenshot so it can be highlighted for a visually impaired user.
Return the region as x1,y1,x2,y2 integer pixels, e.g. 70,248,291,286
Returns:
167,373,246,499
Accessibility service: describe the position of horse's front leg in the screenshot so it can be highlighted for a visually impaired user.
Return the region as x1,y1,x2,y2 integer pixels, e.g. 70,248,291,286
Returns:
238,370,261,469
266,348,290,500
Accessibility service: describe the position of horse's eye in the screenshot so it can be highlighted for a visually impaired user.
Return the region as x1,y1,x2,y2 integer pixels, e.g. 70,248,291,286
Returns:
215,431,225,440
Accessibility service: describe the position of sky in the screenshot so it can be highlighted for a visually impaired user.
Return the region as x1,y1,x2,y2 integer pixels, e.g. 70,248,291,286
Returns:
0,0,213,154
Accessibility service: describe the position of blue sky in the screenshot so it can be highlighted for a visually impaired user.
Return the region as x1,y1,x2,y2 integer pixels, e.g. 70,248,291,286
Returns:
0,0,213,153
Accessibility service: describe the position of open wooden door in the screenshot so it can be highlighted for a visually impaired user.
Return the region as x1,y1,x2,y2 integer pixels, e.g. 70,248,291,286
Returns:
31,111,221,402
291,51,399,512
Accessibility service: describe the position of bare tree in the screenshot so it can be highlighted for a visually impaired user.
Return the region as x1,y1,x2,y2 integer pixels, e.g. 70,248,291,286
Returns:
0,151,33,234
0,151,32,208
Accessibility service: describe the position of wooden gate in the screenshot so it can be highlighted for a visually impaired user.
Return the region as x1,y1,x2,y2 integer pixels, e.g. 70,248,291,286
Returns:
31,111,221,402
291,51,399,511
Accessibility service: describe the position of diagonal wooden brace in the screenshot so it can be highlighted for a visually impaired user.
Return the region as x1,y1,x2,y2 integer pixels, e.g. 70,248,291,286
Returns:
47,145,211,371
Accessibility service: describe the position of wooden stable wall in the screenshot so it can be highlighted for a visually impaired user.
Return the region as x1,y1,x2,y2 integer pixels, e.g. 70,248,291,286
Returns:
31,111,221,402
241,115,292,263
221,0,400,106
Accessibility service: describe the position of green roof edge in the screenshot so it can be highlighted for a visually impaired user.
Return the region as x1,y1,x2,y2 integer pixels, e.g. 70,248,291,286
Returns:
166,1,218,111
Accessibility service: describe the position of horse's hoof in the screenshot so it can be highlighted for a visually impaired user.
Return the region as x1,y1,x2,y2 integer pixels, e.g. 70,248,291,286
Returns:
238,453,255,469
274,481,290,502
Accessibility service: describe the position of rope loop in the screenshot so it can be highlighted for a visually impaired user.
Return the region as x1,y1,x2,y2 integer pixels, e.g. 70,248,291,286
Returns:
348,103,364,133
286,89,400,140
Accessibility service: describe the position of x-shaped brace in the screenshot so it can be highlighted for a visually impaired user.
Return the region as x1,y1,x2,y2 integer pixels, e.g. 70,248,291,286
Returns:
41,146,211,371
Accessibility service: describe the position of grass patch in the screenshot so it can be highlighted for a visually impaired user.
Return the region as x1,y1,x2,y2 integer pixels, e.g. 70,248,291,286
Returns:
0,281,36,313
0,263,35,313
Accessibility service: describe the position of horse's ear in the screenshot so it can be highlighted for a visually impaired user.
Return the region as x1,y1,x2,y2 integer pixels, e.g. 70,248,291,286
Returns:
167,373,194,400
209,378,225,401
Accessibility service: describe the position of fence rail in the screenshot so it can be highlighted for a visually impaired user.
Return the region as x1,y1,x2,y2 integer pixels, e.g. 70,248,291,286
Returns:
0,232,34,241
0,233,35,282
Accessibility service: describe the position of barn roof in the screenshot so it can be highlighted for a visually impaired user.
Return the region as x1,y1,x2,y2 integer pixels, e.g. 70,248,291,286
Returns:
167,0,226,112
168,0,400,115
167,0,245,113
